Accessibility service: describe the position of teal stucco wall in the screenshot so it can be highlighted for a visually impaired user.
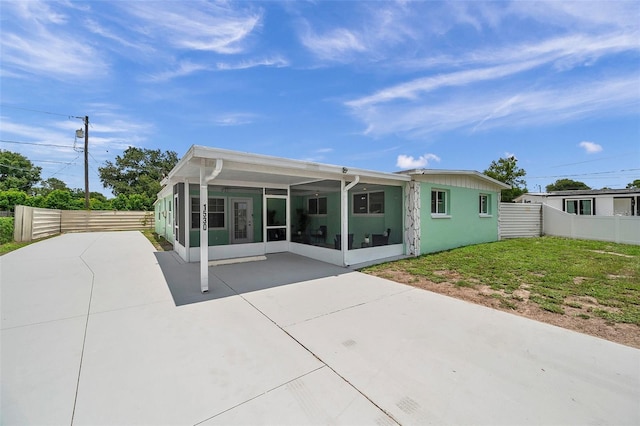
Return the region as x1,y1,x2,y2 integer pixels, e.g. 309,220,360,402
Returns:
420,183,499,254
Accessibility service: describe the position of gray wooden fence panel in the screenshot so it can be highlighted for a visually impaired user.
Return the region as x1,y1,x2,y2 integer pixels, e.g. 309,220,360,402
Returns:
499,203,542,239
61,210,154,232
12,205,154,241
32,208,62,240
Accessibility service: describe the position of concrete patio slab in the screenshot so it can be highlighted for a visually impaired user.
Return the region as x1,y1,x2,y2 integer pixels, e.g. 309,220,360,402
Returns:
1,317,86,425
72,297,323,425
285,288,640,425
2,231,639,425
201,366,397,425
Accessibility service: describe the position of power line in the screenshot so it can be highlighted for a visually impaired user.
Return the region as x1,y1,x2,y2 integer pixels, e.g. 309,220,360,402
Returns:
543,152,638,169
0,139,76,149
528,168,640,179
47,154,81,179
0,103,80,119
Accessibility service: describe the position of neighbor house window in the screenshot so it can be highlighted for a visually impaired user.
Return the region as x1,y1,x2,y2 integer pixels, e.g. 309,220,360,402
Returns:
479,194,490,215
565,199,593,215
353,191,385,214
308,197,327,215
431,190,448,215
191,197,225,229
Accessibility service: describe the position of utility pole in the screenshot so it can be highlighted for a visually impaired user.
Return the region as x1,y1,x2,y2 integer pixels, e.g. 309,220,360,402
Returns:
84,116,89,209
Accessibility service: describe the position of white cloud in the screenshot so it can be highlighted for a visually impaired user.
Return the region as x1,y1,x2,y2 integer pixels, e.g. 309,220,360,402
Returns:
212,113,258,127
216,56,289,71
0,3,108,80
121,1,262,54
300,27,367,61
396,154,441,169
147,61,211,82
349,74,639,138
579,141,603,154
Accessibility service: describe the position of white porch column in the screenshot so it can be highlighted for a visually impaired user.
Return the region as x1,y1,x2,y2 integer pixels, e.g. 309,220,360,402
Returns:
199,159,223,293
341,176,359,266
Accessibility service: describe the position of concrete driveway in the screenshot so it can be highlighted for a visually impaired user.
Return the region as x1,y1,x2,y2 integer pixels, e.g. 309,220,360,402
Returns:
2,231,638,425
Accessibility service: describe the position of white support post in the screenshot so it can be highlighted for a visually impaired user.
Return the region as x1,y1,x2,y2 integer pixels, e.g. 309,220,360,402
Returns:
200,159,209,293
198,159,223,293
341,176,359,266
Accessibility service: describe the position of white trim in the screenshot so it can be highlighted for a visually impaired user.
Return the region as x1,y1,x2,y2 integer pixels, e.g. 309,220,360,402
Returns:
290,242,344,266
345,244,404,267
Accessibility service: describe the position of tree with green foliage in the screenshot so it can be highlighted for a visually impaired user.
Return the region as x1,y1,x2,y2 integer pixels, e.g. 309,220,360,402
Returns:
627,179,640,189
0,150,42,193
35,177,69,197
98,147,178,210
0,190,29,212
546,179,591,192
483,156,527,202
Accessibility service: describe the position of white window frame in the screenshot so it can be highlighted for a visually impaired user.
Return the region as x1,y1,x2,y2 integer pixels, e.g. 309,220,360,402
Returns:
431,189,450,218
308,196,327,215
479,194,491,216
565,199,593,216
191,196,226,229
352,191,385,215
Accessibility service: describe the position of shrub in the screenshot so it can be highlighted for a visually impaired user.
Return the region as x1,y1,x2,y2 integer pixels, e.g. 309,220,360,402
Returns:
0,217,14,244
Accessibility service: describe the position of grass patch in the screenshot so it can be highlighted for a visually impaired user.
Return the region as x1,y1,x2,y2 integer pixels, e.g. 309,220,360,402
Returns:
364,237,640,326
141,229,173,251
0,240,32,256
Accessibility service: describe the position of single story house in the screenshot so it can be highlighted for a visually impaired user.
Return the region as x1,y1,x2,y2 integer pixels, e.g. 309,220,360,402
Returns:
154,145,509,292
515,189,640,216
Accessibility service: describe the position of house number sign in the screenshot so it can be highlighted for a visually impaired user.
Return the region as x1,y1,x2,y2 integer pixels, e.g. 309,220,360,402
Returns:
202,203,207,231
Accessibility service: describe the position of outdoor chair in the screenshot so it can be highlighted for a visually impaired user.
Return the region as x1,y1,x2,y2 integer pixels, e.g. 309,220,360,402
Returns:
372,228,391,246
334,233,354,250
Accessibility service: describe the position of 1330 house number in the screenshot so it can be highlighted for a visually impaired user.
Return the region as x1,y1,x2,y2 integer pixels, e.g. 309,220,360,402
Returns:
202,204,207,231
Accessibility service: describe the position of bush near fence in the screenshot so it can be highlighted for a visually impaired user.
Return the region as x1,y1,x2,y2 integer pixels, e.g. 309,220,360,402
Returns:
0,217,13,244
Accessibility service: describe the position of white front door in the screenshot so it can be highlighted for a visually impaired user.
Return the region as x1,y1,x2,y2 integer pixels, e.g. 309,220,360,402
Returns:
231,198,254,244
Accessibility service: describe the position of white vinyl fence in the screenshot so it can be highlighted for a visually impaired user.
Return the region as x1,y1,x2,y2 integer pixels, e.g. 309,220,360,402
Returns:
13,205,154,242
543,204,640,245
499,203,542,239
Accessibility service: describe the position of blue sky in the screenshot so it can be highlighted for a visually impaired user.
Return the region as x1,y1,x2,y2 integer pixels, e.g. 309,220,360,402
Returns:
1,0,639,195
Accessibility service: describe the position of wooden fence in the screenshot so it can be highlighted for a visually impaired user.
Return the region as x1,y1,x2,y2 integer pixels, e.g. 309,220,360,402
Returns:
13,205,155,242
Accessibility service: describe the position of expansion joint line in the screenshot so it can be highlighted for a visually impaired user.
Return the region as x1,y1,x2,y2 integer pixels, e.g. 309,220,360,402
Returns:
213,274,402,426
70,237,100,425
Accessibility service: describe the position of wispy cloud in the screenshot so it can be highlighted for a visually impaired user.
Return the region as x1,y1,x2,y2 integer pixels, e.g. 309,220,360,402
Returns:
0,1,108,79
147,61,212,83
579,141,603,154
300,27,366,62
396,153,441,169
350,74,639,137
216,56,289,71
211,113,258,127
121,1,262,54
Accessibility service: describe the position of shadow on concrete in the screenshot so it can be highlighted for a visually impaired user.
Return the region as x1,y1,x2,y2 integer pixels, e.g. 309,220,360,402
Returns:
155,251,350,307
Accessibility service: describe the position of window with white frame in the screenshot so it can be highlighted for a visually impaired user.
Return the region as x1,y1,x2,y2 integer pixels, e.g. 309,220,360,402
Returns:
565,199,593,215
308,197,327,215
353,191,385,214
479,194,490,215
191,197,225,229
431,189,448,215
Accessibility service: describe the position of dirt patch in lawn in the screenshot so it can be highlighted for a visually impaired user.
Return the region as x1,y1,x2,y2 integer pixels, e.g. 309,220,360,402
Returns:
369,269,640,349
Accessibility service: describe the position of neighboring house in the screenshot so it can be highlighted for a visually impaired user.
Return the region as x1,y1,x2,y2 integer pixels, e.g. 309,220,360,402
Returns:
155,145,508,292
515,189,640,216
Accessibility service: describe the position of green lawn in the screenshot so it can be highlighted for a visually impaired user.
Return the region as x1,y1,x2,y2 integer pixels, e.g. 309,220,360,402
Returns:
363,237,640,325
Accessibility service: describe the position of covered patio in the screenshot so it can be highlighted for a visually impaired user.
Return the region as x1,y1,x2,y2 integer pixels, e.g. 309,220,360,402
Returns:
157,145,410,292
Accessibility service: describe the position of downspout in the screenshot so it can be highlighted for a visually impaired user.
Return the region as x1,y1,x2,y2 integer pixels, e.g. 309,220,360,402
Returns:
341,175,360,266
200,158,223,293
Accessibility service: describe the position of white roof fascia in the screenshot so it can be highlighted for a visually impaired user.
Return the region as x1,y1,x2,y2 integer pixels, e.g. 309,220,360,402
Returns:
186,145,410,184
404,169,511,189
